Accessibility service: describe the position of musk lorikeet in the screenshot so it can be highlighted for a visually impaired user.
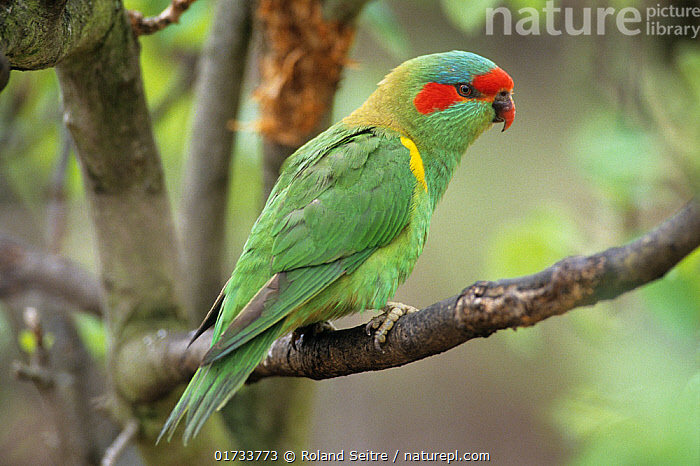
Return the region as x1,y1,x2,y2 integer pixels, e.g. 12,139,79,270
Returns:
160,50,515,444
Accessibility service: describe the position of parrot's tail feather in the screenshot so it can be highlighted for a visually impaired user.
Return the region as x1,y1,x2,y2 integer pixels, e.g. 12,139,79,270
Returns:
157,323,284,445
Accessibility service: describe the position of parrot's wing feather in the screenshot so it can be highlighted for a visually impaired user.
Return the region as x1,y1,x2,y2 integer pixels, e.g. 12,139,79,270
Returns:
269,127,415,271
204,126,417,364
189,278,230,345
201,248,374,365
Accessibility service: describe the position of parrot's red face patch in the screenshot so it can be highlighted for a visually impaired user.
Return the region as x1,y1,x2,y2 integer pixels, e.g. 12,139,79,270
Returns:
413,66,514,116
413,82,463,115
471,67,513,96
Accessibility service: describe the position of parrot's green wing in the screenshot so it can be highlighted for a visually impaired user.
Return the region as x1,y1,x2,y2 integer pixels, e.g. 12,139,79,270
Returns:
202,126,419,364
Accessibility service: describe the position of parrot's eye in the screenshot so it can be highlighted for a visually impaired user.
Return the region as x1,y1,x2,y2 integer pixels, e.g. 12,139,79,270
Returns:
456,83,474,97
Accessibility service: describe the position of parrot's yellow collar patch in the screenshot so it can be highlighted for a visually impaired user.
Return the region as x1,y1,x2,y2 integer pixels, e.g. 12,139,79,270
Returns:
400,137,428,193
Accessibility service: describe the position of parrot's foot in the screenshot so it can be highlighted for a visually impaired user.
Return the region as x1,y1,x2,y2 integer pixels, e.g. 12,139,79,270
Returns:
365,302,419,352
291,321,337,350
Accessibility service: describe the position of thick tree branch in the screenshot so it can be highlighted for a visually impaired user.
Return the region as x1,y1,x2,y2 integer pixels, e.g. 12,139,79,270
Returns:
39,2,201,456
56,6,187,345
0,235,102,315
0,0,116,70
255,199,700,380
179,0,253,324
2,0,187,342
148,200,699,394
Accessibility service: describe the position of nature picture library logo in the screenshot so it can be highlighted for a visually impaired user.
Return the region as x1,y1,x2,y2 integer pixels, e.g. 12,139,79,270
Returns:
485,1,700,39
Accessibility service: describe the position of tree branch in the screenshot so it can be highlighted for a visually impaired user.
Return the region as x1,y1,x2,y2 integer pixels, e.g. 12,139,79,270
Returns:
179,0,253,324
0,235,102,315
0,0,116,70
2,1,186,339
128,0,200,36
150,200,699,392
100,418,138,466
254,199,700,380
7,296,121,464
56,5,187,345
4,0,243,457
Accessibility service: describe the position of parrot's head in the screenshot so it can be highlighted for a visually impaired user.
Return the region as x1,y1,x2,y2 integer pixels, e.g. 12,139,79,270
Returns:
406,51,514,132
348,51,514,154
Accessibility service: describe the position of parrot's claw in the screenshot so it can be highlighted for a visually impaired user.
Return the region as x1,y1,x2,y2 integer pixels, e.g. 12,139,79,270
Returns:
291,321,337,351
365,302,419,352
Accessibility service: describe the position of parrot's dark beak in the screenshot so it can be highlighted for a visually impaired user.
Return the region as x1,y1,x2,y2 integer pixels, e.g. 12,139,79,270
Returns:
492,90,515,132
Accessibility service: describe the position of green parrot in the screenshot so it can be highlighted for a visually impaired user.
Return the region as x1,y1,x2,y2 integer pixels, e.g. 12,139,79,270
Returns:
160,50,515,444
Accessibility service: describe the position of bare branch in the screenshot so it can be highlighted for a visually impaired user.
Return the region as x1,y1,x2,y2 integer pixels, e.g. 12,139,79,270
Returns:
152,200,699,392
51,11,191,458
8,299,119,464
128,0,200,36
256,199,700,381
56,7,187,351
0,235,102,315
11,360,55,388
101,419,138,466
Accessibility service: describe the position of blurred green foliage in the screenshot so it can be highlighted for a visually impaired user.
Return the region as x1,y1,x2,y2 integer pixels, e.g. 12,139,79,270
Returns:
549,319,698,465
73,313,107,362
484,206,583,278
1,70,63,208
361,2,412,60
441,0,502,33
482,50,698,466
465,2,699,462
642,249,700,338
643,43,700,196
18,328,55,355
574,111,667,211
